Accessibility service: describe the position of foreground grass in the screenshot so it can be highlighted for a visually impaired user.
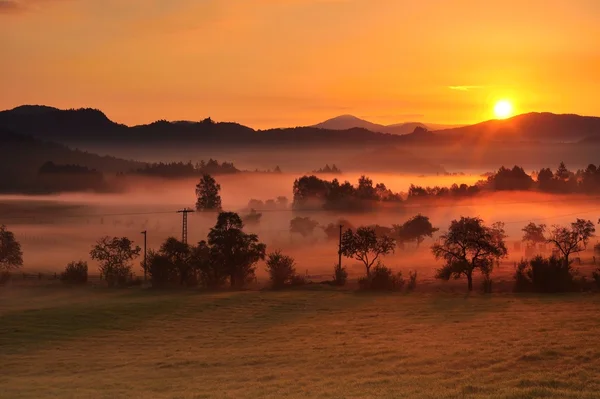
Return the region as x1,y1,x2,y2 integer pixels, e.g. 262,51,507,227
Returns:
1,287,600,398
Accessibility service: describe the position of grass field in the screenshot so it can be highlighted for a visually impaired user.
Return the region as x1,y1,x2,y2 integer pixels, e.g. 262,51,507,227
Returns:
1,287,600,399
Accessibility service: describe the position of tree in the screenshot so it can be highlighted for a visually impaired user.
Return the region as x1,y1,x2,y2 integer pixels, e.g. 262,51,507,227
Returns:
243,209,262,226
546,219,595,266
432,217,507,291
190,240,227,289
290,217,319,237
0,225,23,273
265,251,297,289
159,237,192,285
340,227,396,278
195,174,222,211
394,214,439,247
90,236,141,287
521,222,547,248
207,212,266,288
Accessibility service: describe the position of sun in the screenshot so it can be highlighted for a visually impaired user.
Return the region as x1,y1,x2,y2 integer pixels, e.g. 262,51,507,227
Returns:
494,100,513,119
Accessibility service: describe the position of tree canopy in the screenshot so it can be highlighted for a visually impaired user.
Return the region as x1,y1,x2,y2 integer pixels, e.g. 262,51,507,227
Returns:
207,212,266,288
340,226,396,277
90,236,141,287
546,219,595,266
0,225,23,272
195,174,222,212
432,217,507,291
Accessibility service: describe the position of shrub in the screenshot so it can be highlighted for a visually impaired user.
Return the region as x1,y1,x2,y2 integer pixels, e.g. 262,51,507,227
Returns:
359,262,404,291
514,255,576,293
406,270,418,292
265,250,297,289
60,261,88,285
332,263,348,286
594,243,600,255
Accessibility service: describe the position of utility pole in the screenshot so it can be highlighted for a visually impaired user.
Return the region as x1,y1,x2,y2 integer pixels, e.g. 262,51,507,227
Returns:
140,230,147,281
338,224,343,270
177,208,195,244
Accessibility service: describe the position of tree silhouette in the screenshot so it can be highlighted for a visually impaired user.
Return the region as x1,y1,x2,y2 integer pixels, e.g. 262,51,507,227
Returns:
521,223,547,248
265,251,297,289
290,217,319,237
90,236,141,287
0,225,23,273
432,217,507,291
195,174,222,212
394,214,439,247
207,212,266,288
547,219,595,266
340,227,396,278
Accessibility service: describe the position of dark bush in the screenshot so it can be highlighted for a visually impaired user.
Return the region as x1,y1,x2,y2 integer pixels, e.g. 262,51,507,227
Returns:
60,261,88,285
406,270,417,292
265,250,297,289
514,256,576,293
359,263,404,291
332,263,348,286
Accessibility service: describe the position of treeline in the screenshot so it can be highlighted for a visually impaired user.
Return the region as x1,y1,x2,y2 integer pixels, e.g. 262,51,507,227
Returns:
293,175,402,211
312,164,342,174
36,161,108,192
409,162,600,199
3,213,600,293
130,159,239,178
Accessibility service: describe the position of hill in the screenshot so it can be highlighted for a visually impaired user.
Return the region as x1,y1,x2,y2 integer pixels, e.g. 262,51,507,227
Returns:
436,112,600,143
0,127,144,193
313,115,458,135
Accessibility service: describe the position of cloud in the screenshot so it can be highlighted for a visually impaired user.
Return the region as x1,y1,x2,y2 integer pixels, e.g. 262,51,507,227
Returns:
448,85,485,91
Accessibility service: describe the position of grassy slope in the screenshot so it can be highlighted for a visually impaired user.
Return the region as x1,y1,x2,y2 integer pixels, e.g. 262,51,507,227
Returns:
1,288,600,399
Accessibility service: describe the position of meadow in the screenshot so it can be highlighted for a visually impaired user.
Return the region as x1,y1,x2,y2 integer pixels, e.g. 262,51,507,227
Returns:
1,286,600,399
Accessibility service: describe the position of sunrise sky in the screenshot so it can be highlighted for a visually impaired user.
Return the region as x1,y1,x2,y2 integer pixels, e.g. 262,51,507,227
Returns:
1,0,599,128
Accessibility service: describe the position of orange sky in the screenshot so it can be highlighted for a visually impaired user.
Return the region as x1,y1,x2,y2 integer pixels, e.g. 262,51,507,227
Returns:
1,0,599,128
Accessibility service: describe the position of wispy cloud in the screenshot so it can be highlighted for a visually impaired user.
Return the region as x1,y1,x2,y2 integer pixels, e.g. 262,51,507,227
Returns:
448,85,485,91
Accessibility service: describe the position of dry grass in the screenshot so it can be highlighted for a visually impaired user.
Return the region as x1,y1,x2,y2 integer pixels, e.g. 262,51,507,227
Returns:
1,287,600,398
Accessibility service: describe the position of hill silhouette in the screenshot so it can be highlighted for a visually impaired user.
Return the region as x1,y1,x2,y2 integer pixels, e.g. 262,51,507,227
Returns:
436,112,600,143
0,127,144,193
313,115,457,135
2,106,600,149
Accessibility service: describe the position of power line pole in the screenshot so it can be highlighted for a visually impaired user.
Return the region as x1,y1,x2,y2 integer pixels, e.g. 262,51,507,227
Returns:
140,230,147,281
177,208,195,244
338,224,343,270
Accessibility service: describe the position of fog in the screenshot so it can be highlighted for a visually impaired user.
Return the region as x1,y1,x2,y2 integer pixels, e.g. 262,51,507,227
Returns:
2,172,599,281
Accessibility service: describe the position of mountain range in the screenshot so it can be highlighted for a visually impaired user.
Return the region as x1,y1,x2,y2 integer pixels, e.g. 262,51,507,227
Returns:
2,106,600,148
313,114,460,135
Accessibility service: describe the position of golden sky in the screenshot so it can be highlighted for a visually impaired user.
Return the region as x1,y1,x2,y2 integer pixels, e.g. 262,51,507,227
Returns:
1,0,599,128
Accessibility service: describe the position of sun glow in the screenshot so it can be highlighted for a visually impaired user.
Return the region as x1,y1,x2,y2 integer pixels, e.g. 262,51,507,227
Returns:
494,100,513,119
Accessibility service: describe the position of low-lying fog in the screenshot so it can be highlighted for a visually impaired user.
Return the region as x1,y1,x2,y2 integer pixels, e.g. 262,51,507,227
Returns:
2,172,599,280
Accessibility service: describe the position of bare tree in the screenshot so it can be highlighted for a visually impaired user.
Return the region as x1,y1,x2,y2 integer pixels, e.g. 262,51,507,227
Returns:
340,227,396,278
547,219,595,266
